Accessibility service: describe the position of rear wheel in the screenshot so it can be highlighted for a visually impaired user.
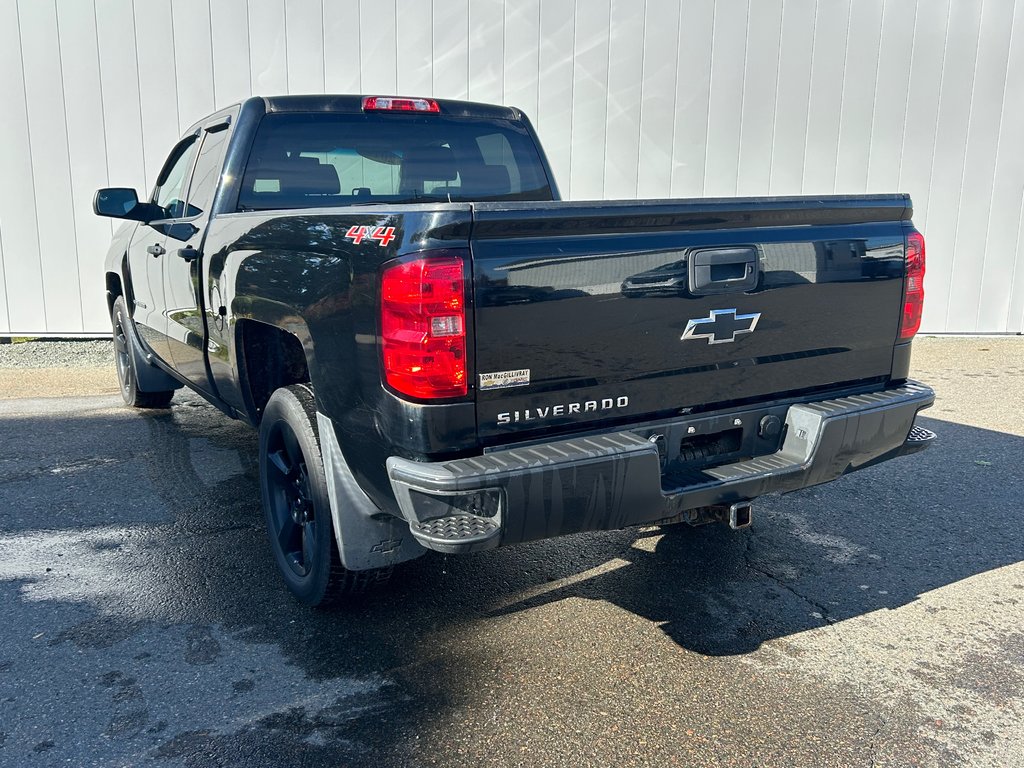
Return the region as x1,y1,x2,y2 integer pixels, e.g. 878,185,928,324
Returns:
110,296,174,408
259,384,391,607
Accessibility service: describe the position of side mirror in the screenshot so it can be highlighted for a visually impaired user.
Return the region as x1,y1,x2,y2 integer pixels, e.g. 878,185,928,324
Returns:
93,188,162,223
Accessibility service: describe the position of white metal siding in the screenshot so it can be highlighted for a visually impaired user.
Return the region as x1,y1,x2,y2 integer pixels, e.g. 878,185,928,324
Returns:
1,0,1022,335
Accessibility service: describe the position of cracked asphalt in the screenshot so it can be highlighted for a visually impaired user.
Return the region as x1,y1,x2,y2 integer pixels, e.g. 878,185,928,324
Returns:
0,336,1022,767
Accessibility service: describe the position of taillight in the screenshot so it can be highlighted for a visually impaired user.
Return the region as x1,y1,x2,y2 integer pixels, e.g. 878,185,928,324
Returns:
381,252,468,399
362,96,441,113
900,230,926,340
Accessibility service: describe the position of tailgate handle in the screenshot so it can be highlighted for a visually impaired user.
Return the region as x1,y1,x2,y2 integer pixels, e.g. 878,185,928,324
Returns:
689,247,759,295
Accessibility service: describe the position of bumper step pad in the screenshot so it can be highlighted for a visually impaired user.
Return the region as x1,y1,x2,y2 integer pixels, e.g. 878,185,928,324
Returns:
901,423,937,454
408,515,501,553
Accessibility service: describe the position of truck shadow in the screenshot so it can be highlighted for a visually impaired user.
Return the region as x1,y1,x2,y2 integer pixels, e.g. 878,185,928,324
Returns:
486,415,1024,655
0,397,1021,765
403,414,1024,657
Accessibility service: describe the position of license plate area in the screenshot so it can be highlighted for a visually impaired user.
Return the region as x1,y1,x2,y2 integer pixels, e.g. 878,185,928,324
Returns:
629,404,791,487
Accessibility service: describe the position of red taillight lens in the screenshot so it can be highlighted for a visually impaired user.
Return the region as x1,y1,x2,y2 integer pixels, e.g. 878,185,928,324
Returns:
362,96,441,113
381,252,468,399
900,231,926,340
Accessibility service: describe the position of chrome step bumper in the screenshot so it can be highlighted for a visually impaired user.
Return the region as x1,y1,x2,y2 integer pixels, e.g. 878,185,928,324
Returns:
387,382,936,553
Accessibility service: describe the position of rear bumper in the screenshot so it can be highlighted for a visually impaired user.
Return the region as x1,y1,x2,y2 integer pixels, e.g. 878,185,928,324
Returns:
386,381,935,553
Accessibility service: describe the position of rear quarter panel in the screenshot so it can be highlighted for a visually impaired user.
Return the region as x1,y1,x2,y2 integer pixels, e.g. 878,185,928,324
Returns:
202,205,476,512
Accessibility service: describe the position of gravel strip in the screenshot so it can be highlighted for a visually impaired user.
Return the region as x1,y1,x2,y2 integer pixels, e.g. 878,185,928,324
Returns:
0,340,114,369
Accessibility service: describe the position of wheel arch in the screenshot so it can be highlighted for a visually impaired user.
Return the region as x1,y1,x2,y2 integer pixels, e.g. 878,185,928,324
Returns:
235,316,313,424
105,253,131,316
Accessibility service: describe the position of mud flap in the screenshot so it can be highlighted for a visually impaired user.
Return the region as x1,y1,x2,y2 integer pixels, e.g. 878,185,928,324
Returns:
123,309,182,393
316,412,426,571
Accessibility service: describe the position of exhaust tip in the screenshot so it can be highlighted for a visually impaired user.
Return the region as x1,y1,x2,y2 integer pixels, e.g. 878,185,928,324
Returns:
728,501,752,530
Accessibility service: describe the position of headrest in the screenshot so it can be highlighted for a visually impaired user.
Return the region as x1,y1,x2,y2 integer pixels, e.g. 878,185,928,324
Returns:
400,145,458,192
476,164,511,195
283,156,340,195
249,155,340,196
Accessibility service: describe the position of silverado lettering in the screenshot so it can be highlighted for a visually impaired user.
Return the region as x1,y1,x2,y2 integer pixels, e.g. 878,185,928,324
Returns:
498,396,630,425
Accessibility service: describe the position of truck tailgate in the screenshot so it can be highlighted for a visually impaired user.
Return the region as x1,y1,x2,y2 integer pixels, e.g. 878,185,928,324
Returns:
470,196,910,443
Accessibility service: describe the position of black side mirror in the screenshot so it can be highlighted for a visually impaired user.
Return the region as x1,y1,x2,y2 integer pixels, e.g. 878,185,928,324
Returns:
93,188,163,223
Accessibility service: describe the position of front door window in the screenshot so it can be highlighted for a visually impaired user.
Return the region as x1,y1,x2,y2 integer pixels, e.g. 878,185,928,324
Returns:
152,137,199,220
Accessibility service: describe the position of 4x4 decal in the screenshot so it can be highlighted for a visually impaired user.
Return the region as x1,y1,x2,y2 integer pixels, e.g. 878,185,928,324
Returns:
345,225,396,247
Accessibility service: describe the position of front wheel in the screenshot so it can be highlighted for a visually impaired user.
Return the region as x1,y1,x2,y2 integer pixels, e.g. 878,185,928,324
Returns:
258,384,391,607
110,296,174,408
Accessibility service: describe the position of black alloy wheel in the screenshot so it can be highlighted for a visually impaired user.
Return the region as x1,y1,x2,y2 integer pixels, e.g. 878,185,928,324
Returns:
263,416,319,578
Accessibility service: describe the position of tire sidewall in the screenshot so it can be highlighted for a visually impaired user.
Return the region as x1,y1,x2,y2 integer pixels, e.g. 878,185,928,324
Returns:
258,385,337,606
111,296,140,406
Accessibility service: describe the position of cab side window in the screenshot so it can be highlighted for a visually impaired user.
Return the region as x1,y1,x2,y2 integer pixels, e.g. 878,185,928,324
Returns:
185,125,232,217
152,136,199,220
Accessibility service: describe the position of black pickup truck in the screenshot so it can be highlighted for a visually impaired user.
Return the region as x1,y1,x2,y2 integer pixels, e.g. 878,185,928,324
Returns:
95,95,935,606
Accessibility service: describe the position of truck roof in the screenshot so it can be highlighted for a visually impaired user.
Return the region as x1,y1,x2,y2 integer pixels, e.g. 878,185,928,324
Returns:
184,94,524,140
258,94,520,121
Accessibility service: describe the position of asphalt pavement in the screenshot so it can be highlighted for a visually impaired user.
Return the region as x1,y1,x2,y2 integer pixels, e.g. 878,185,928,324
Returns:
0,336,1021,767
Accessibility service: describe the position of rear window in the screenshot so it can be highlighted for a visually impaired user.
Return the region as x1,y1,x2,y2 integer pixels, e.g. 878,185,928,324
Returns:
237,112,553,211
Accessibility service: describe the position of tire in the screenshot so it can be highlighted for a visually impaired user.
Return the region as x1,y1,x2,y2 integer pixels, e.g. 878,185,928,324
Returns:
258,384,391,607
110,296,175,408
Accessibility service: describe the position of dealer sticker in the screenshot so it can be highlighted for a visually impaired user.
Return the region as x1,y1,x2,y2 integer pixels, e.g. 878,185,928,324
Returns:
479,369,531,390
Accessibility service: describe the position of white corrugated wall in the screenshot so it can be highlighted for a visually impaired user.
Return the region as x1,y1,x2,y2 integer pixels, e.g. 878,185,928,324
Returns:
1,0,1022,335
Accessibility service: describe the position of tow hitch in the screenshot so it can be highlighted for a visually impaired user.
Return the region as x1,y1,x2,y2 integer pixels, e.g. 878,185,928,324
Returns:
669,501,754,530
727,501,752,530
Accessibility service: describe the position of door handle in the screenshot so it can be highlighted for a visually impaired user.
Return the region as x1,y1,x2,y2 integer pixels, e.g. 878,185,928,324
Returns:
177,246,201,262
147,243,165,257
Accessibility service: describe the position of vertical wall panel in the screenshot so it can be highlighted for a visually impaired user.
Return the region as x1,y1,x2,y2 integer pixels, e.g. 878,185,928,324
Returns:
567,0,610,199
603,0,644,199
946,0,1015,332
94,0,145,194
210,0,252,105
0,230,8,334
285,0,325,94
397,0,433,95
173,0,216,132
249,0,288,95
736,0,783,196
433,0,469,100
704,1,749,197
670,0,714,197
57,0,114,332
19,0,82,331
1012,201,1024,333
865,0,917,193
359,0,397,93
0,0,47,333
769,0,815,195
636,0,680,198
536,0,574,196
920,1,982,332
503,0,540,120
989,3,1024,334
322,1,361,93
134,0,180,190
802,0,850,194
4,0,1024,334
834,0,883,193
897,0,949,236
468,0,504,104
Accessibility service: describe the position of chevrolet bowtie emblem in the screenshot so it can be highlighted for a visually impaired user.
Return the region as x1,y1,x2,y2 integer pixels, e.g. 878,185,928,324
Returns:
681,308,761,345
